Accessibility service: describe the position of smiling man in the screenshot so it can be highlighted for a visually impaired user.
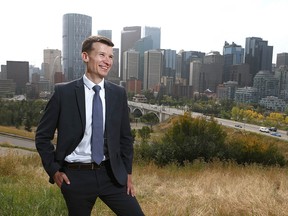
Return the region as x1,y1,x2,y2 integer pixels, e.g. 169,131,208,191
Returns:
35,35,144,216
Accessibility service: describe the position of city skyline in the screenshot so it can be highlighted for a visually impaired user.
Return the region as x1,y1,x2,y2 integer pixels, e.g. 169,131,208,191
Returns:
1,0,288,68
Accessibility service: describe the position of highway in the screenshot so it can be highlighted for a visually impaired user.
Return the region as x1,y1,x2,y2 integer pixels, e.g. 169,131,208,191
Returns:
129,101,288,141
208,116,288,141
0,109,287,150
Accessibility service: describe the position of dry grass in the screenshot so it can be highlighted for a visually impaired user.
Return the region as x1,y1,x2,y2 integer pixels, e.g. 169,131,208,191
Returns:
0,125,35,139
1,151,288,215
133,162,288,216
2,124,288,215
92,161,288,215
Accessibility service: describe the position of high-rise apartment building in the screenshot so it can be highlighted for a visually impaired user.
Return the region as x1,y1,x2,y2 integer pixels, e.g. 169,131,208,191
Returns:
120,26,141,80
123,50,139,81
253,70,279,100
175,53,182,82
97,30,112,40
143,50,163,91
0,79,15,98
134,36,153,84
275,65,288,101
7,61,29,94
223,41,244,82
276,53,288,68
202,51,224,92
29,65,40,83
1,65,7,79
189,52,224,93
234,86,259,104
244,37,273,79
180,51,205,81
143,26,161,49
216,81,238,100
162,49,176,78
62,13,92,81
228,64,252,87
189,60,205,93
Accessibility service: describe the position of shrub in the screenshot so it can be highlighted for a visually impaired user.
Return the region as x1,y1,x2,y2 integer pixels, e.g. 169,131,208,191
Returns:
135,114,227,166
134,114,287,167
225,134,286,166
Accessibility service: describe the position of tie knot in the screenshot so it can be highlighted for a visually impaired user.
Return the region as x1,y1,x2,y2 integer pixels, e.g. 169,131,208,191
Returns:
93,85,101,93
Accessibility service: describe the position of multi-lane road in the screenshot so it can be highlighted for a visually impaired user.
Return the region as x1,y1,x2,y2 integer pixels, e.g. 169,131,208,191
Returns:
208,116,288,141
130,102,288,141
0,112,287,151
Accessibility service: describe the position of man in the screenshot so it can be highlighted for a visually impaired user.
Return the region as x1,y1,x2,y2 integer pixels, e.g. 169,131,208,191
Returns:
35,35,144,216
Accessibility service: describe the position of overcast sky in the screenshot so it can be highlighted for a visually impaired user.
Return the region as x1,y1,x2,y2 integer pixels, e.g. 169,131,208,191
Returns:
1,0,287,68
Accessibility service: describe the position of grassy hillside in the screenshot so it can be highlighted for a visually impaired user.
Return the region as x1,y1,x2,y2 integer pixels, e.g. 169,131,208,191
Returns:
1,152,288,215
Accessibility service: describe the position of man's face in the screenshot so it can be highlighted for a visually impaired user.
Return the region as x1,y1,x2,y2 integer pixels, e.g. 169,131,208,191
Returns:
83,42,114,80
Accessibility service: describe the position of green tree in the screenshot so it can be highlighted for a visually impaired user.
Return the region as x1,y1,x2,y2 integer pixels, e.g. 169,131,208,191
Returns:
137,126,153,143
231,106,241,121
131,129,137,140
153,113,227,166
140,112,159,128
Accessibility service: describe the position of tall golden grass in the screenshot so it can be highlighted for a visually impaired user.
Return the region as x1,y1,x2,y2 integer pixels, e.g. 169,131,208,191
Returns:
1,151,288,216
1,124,288,215
0,125,35,139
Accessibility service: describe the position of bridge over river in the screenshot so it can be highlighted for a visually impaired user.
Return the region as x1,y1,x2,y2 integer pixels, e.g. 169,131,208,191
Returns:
128,101,203,122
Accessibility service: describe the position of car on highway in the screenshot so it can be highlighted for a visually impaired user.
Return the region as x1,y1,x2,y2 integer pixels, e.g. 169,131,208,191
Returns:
270,132,281,137
235,124,242,128
268,127,277,132
259,127,269,133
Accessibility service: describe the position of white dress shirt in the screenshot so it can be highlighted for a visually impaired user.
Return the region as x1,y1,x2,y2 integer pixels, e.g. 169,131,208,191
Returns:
65,74,106,163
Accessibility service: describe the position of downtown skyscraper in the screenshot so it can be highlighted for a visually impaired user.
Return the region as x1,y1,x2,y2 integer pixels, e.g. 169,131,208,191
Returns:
143,26,161,49
120,26,141,80
62,13,92,81
245,37,273,79
223,41,244,82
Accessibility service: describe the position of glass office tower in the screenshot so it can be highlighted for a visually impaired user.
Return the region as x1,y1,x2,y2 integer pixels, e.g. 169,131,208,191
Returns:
245,37,273,79
63,13,92,81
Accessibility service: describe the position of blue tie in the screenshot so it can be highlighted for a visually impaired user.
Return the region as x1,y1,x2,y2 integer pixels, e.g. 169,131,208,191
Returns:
91,85,104,164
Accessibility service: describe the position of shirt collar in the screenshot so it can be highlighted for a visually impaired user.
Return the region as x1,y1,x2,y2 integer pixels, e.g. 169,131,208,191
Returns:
83,74,105,90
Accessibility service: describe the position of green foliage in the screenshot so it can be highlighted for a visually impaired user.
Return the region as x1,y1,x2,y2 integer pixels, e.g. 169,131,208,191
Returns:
134,141,156,163
140,113,159,126
225,134,286,166
0,153,66,215
158,114,227,165
142,90,155,103
0,99,47,128
137,126,153,143
0,186,67,216
135,114,227,166
134,114,287,167
131,129,137,140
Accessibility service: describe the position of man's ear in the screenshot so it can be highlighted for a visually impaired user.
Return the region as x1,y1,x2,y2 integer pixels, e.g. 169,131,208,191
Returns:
82,52,89,62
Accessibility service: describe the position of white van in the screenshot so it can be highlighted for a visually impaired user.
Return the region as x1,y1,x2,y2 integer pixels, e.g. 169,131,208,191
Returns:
259,127,269,133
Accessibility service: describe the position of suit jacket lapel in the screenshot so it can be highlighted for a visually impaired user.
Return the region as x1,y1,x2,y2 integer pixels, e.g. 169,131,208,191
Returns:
104,81,116,124
75,78,86,133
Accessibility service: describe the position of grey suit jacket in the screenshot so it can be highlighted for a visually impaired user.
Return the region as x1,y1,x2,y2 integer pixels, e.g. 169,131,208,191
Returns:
35,78,133,186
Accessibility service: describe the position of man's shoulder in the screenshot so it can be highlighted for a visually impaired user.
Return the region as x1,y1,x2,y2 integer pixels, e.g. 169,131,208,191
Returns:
55,78,83,90
105,80,124,91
